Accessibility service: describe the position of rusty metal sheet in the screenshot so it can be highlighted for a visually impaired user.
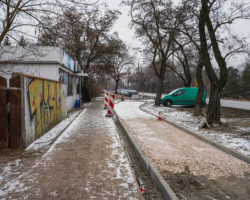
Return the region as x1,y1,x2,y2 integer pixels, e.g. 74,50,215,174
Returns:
0,76,8,149
10,75,22,149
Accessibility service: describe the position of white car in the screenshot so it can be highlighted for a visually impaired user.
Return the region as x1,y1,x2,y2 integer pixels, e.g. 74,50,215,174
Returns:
117,89,125,95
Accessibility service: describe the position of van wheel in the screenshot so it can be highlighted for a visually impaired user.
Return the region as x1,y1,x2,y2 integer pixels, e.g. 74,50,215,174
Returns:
164,100,172,107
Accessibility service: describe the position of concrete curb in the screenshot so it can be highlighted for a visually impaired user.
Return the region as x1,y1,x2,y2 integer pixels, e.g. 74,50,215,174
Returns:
114,111,178,200
139,104,250,164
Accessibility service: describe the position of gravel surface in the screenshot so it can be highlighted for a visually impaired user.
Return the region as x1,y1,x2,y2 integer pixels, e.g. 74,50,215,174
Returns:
141,101,250,157
115,100,250,199
121,118,249,179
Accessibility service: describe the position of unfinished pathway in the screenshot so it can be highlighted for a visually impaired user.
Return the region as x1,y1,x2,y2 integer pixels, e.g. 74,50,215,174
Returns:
115,101,250,199
0,100,143,200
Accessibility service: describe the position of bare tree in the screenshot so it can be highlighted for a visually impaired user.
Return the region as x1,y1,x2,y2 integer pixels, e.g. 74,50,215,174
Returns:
124,0,187,105
170,0,207,115
199,0,250,125
104,34,133,93
171,39,196,87
37,7,120,72
0,0,100,45
0,0,48,45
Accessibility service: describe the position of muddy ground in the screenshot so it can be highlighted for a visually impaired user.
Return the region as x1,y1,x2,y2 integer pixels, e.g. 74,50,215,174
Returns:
162,167,250,200
159,106,250,200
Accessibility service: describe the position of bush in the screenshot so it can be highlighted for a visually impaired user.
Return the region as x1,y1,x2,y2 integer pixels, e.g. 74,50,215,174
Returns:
89,83,103,98
82,78,103,101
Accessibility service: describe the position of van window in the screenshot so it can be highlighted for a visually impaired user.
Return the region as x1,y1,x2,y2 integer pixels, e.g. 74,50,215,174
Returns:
174,90,185,96
168,89,179,95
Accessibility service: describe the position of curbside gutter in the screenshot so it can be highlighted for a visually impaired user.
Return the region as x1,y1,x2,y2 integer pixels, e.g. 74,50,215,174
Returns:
114,111,179,200
139,104,250,165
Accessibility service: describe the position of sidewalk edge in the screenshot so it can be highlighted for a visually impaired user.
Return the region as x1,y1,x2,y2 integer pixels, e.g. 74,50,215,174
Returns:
115,111,179,200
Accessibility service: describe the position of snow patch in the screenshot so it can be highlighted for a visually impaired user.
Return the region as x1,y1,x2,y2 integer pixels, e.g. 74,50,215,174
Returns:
26,110,82,151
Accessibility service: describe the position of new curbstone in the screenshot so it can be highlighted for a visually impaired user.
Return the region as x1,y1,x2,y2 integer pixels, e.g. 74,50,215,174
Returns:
139,104,250,164
115,110,179,200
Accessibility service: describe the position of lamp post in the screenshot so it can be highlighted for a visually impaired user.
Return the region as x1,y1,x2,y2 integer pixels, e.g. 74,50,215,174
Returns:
137,58,148,92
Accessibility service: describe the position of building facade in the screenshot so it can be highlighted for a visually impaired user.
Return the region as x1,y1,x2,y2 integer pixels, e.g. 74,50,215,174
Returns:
0,46,88,111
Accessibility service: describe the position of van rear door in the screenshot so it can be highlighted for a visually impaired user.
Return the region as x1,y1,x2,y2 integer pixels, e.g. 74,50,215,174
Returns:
186,88,198,105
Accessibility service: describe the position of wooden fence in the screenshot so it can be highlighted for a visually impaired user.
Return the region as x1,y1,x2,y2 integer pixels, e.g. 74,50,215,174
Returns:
0,76,22,149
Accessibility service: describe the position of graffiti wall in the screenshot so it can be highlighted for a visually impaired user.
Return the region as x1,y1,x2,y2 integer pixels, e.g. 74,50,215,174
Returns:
23,75,67,146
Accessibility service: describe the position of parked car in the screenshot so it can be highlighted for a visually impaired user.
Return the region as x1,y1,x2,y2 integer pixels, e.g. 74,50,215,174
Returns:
117,89,126,95
118,89,126,95
123,89,130,96
128,90,137,97
160,87,206,107
117,89,123,94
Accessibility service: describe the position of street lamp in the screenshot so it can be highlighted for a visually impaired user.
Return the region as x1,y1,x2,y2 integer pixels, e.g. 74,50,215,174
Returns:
137,58,149,91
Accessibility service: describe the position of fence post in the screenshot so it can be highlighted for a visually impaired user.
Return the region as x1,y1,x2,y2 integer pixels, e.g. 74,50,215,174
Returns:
0,76,8,149
10,75,22,148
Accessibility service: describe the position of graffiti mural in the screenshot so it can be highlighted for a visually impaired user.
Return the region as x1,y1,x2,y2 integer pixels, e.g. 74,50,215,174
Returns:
27,78,63,138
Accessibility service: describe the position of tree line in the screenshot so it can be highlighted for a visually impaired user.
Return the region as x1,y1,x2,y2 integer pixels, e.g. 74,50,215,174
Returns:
0,0,133,100
222,63,250,100
127,60,250,100
122,0,249,126
0,0,249,127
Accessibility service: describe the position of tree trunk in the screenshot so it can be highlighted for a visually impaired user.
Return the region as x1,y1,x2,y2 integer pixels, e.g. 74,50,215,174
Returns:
194,55,204,115
0,24,11,45
115,79,119,93
183,63,192,87
206,84,221,124
199,1,221,125
155,76,164,106
199,0,228,125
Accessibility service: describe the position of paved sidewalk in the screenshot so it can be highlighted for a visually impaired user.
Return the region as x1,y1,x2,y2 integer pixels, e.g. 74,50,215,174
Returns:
0,100,143,200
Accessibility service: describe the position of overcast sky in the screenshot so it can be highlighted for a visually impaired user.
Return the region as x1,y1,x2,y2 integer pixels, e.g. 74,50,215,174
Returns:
104,0,250,67
104,0,142,53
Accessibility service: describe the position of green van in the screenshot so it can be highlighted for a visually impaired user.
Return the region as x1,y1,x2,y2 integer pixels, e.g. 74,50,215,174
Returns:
160,87,206,107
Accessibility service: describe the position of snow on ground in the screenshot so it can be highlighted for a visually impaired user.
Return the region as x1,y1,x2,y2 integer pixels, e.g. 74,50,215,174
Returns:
0,158,32,198
102,115,139,198
1,101,141,199
42,109,87,157
115,101,153,119
115,100,250,157
26,109,83,152
0,109,87,198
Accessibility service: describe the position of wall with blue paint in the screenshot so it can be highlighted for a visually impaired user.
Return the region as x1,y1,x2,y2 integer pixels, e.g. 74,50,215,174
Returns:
62,50,75,71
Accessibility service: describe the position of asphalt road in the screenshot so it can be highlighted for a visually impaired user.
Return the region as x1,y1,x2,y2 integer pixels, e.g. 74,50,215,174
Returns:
215,99,250,111
141,93,250,111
